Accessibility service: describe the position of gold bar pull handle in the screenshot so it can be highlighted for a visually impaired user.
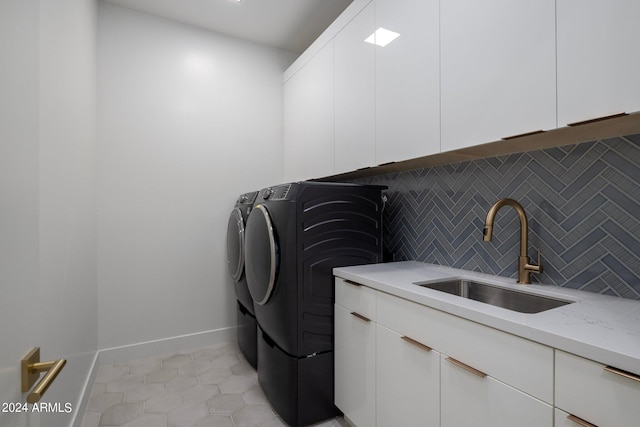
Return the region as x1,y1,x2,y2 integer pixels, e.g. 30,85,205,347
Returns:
446,356,487,378
604,365,640,383
501,129,545,140
21,347,67,404
567,414,598,427
350,312,371,322
401,336,432,352
343,279,363,287
567,112,627,127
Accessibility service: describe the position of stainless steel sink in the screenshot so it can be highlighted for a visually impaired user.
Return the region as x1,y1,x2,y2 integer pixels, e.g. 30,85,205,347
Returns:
414,279,572,313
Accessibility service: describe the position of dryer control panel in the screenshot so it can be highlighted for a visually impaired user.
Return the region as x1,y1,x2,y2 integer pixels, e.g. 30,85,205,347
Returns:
260,184,292,201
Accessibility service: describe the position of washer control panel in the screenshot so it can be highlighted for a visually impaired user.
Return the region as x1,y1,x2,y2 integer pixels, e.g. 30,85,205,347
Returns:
237,191,258,205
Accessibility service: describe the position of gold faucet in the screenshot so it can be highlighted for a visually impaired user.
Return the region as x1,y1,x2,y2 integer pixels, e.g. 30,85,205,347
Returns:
483,198,542,284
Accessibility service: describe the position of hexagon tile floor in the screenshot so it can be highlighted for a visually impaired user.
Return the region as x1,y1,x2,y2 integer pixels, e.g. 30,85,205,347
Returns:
80,341,350,427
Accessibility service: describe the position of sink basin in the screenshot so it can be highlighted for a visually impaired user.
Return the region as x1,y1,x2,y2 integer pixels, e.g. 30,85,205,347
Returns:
414,279,572,313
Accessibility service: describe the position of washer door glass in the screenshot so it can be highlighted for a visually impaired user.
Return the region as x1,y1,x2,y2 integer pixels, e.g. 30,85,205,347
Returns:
226,208,244,282
245,204,279,305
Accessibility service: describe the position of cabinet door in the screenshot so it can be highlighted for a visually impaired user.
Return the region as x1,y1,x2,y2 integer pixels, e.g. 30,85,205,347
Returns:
305,41,335,180
441,354,553,427
440,0,556,151
334,2,375,174
283,70,306,182
334,303,376,427
375,0,440,164
557,0,640,126
376,325,439,427
555,350,640,427
284,42,335,181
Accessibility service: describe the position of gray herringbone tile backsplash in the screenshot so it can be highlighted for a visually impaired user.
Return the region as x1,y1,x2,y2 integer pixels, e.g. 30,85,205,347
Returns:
354,134,640,299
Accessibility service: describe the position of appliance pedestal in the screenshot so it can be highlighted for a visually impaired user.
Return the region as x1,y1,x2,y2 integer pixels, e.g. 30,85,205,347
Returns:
258,328,340,426
237,302,257,369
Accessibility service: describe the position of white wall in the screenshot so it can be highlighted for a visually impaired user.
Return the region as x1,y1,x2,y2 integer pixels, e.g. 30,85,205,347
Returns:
0,1,98,427
97,3,295,350
0,1,40,426
38,1,98,426
0,2,292,424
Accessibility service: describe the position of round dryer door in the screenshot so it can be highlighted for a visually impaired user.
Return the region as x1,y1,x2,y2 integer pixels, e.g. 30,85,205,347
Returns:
226,207,245,282
245,204,279,305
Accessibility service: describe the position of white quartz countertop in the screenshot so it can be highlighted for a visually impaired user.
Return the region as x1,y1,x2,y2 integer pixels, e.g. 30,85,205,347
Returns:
333,261,640,374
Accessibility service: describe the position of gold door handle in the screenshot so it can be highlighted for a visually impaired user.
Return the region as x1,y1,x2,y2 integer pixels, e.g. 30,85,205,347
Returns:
350,312,371,322
604,365,640,383
401,336,432,352
567,414,598,427
21,347,67,404
446,357,486,378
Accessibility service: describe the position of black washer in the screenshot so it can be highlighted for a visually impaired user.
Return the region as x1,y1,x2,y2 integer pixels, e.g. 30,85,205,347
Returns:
225,191,259,368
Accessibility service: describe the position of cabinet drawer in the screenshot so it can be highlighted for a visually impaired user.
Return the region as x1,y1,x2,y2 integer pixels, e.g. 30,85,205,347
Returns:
335,277,376,321
442,353,553,427
377,291,553,403
556,350,640,427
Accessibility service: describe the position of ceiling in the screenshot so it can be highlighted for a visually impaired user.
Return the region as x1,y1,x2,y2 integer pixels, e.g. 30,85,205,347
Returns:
101,0,354,54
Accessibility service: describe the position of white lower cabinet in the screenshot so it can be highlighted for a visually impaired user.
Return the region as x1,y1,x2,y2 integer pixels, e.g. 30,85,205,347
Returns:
441,354,552,427
376,325,440,427
555,409,591,427
335,278,640,427
375,290,554,403
555,350,640,427
334,280,376,427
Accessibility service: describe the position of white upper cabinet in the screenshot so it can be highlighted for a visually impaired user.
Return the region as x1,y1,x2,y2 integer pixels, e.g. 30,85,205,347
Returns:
557,0,640,126
283,41,335,182
375,0,440,164
334,2,376,174
283,69,306,183
440,0,556,152
285,0,640,177
304,41,335,180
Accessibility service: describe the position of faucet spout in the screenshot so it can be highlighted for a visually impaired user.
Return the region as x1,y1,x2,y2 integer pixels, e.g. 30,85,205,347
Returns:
483,198,542,284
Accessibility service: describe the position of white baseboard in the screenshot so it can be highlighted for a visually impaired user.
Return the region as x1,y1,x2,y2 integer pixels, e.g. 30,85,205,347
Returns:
97,326,237,366
71,327,237,427
71,351,101,427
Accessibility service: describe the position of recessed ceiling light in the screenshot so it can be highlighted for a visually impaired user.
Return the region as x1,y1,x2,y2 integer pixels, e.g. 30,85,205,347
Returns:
364,27,401,47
